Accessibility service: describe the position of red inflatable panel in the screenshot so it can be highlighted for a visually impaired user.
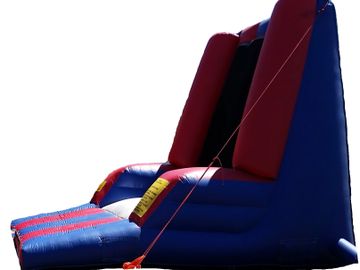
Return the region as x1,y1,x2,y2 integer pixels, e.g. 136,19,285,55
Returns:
90,166,127,205
233,0,316,178
239,23,260,44
168,33,240,167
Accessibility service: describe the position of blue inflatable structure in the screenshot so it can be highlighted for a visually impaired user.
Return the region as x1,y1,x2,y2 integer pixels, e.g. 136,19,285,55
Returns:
11,0,357,269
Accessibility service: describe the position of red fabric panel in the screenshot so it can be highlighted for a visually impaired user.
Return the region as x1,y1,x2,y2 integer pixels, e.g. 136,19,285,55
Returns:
13,208,103,231
20,217,120,242
168,33,240,167
239,23,260,44
13,234,23,266
232,0,316,178
90,166,127,205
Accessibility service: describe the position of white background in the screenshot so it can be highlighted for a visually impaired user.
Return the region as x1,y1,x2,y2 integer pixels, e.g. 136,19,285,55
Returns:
0,1,358,269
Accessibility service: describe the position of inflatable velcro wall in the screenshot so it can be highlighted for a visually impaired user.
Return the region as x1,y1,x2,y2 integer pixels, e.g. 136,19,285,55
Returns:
11,0,358,269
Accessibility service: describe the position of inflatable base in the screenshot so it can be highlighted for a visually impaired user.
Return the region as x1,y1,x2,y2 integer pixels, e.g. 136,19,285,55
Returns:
11,203,141,269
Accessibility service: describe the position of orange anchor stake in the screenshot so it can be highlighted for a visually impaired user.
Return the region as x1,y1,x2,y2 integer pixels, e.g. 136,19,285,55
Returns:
123,255,146,269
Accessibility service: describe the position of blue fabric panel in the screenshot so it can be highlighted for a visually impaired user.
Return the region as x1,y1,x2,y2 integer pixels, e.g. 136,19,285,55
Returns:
140,227,279,267
143,174,274,232
257,19,269,38
317,0,329,10
100,164,167,207
168,175,272,207
146,201,267,233
21,219,140,270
